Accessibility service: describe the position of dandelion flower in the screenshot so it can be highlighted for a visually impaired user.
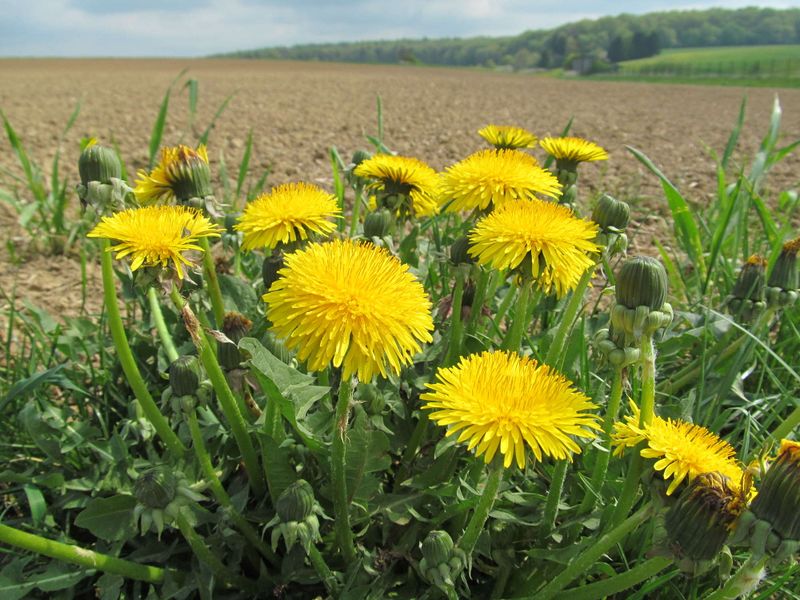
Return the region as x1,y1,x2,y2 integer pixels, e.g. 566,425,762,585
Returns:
440,149,561,212
540,136,608,165
421,351,599,468
135,144,212,204
353,154,440,217
468,198,599,297
478,125,538,150
264,239,434,382
87,205,222,278
235,182,341,251
612,402,744,495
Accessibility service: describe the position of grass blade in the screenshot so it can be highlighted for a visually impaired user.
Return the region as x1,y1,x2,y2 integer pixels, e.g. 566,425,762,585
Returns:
721,97,746,170
199,93,235,145
236,129,253,201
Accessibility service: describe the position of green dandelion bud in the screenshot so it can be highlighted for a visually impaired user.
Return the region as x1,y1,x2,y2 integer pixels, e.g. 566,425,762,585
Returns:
135,467,177,510
449,236,475,266
769,239,799,291
267,480,324,552
616,256,668,310
592,193,630,233
363,207,395,239
79,142,122,186
419,530,466,592
218,312,252,371
169,355,203,397
276,480,316,523
422,530,455,567
665,472,745,562
750,441,800,545
729,256,767,321
262,253,284,291
351,149,372,168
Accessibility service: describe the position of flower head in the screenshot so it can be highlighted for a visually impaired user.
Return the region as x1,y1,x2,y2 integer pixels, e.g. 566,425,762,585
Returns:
612,402,745,495
421,351,599,468
135,144,212,204
353,154,440,217
264,239,433,382
441,149,561,212
478,125,538,150
540,136,608,165
235,182,340,251
87,205,222,278
468,198,599,297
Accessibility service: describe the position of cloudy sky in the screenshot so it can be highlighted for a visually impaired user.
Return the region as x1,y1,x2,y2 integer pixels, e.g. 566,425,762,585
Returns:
1,0,797,57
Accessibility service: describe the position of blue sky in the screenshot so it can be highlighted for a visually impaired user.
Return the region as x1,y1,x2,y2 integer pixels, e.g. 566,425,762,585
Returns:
1,1,797,57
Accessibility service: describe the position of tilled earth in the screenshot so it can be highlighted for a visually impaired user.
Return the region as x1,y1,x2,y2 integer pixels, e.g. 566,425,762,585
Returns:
1,58,799,322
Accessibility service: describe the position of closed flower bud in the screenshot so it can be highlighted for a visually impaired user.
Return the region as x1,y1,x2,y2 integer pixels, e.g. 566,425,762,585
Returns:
421,530,455,567
449,235,475,266
768,238,799,292
262,253,284,291
135,467,177,509
732,256,767,302
592,194,630,232
419,529,466,591
665,472,745,562
79,142,122,186
218,312,252,370
173,147,213,203
169,355,202,397
276,480,316,523
616,256,668,310
268,479,324,552
750,440,800,543
364,208,394,238
351,149,372,168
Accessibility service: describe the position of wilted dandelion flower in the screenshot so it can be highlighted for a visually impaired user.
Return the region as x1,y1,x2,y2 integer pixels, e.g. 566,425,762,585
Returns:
612,402,744,495
235,182,341,251
440,149,561,212
135,144,212,204
539,136,609,165
468,198,599,297
421,350,599,468
478,125,538,150
87,205,222,278
353,154,440,217
264,239,434,382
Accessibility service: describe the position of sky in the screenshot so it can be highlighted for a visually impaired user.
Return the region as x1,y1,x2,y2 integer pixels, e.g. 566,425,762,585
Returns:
1,0,798,57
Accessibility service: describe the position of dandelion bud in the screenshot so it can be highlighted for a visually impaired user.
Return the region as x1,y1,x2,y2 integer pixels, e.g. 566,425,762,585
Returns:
750,441,800,544
728,256,767,320
135,467,177,509
616,256,668,310
218,312,252,371
449,236,475,266
276,480,315,523
262,253,284,291
419,530,466,589
364,208,394,238
267,480,323,552
421,530,455,568
169,355,202,397
665,472,744,562
79,143,122,186
769,239,799,291
592,194,630,232
351,149,372,168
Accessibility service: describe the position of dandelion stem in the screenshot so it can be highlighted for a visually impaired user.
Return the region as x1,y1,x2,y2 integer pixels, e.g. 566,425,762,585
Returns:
348,183,364,237
772,404,800,442
307,545,339,595
170,287,266,497
703,555,769,600
514,503,652,599
639,332,657,427
0,522,174,584
100,241,185,457
147,286,179,363
331,374,357,562
444,267,466,366
199,236,225,327
502,280,532,351
456,458,504,560
541,460,569,538
465,267,490,333
562,555,674,600
545,265,595,368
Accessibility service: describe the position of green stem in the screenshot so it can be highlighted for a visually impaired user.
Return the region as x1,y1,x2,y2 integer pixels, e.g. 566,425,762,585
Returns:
502,281,532,351
545,266,595,368
148,287,179,363
175,512,258,593
493,283,517,330
639,333,656,427
465,267,490,333
514,503,652,599
703,555,769,600
170,287,266,497
444,268,466,366
772,404,800,442
0,522,173,584
540,460,569,538
348,184,364,237
562,555,673,600
491,563,512,599
578,368,624,514
200,237,225,327
308,545,339,595
393,416,429,491
608,453,644,529
331,374,357,562
184,403,277,565
100,241,185,457
456,459,504,559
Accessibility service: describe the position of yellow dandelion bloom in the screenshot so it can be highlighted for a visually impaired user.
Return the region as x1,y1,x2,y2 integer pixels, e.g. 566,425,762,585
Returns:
468,198,599,297
264,239,434,382
235,182,341,251
353,154,440,217
478,125,538,150
135,144,211,204
87,205,222,279
422,351,599,468
612,402,745,495
539,136,608,164
440,149,561,212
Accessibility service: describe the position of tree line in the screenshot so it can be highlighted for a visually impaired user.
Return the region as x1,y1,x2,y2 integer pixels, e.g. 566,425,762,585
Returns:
216,7,800,71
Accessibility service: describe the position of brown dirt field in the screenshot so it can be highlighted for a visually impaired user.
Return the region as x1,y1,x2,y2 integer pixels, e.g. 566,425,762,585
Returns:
1,58,799,323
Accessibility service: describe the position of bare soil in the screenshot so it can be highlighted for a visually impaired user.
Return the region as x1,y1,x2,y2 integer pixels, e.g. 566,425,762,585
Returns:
1,59,799,322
